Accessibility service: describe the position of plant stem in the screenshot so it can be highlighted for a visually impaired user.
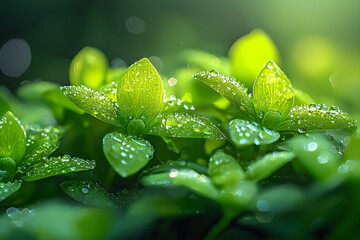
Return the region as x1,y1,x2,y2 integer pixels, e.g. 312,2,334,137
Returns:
204,214,234,240
103,167,116,190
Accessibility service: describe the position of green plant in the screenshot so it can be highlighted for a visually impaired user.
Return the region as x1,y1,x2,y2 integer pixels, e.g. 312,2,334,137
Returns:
0,111,95,202
61,58,224,177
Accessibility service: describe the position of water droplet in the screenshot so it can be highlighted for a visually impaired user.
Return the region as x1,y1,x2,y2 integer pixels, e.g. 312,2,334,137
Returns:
297,128,306,134
307,142,318,152
258,111,264,119
81,187,89,193
121,160,127,165
209,69,219,77
256,200,271,212
317,153,330,164
169,169,178,178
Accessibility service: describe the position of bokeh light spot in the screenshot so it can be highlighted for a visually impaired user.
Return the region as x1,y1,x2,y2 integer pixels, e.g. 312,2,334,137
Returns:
0,38,31,77
125,16,146,34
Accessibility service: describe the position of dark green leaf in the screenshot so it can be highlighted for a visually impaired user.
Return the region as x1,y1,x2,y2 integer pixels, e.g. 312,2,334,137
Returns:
209,151,245,186
228,119,280,146
103,132,154,177
21,127,62,166
253,60,295,127
278,104,356,132
69,47,108,90
0,157,17,181
0,111,26,163
0,182,21,202
149,112,225,139
117,58,164,125
22,155,95,181
194,70,254,118
0,95,11,117
61,180,116,208
61,85,121,126
246,152,295,182
141,169,219,201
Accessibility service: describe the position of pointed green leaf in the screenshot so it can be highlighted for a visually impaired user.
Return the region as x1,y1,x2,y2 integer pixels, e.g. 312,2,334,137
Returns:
141,169,219,201
253,61,295,127
287,134,340,181
117,58,164,125
194,70,253,118
228,119,280,147
69,47,108,90
98,81,118,102
22,155,96,181
103,132,154,177
21,127,62,168
0,112,26,163
246,152,295,182
61,180,116,208
149,112,225,140
61,85,121,126
229,29,279,87
278,104,356,132
209,151,245,186
0,182,21,202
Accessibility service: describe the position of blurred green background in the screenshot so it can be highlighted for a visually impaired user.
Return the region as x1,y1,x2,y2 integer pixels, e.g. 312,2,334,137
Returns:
1,0,360,111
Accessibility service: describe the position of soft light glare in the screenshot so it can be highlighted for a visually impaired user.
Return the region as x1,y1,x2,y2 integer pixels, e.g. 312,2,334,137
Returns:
0,38,31,77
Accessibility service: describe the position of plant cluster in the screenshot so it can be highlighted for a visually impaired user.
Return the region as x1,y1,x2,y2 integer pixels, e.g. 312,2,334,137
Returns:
0,30,359,239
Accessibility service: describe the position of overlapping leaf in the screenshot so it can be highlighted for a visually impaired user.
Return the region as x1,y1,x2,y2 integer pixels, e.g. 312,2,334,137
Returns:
61,180,116,208
228,119,279,146
245,152,294,182
21,127,62,166
148,112,225,140
103,132,154,177
209,151,245,186
61,85,121,126
22,155,96,181
0,182,21,202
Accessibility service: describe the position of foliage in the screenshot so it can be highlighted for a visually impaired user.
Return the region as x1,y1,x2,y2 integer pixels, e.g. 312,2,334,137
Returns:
0,30,359,240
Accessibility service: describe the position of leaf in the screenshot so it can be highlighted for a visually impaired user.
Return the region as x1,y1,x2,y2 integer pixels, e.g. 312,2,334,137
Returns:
287,134,340,181
69,47,108,90
208,151,245,186
193,70,254,118
98,82,118,102
228,119,280,147
148,112,225,140
42,88,84,114
163,95,195,113
245,152,295,182
61,85,121,127
21,127,62,167
0,111,26,164
117,58,164,126
60,180,116,208
0,182,21,202
22,155,96,181
278,104,356,132
229,29,279,87
103,132,154,177
141,169,219,201
253,60,295,128
0,95,11,117
0,157,17,181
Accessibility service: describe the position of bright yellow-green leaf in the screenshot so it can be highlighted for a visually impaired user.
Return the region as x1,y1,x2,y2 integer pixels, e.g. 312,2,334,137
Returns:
69,47,108,90
253,60,295,128
0,112,26,164
229,29,279,86
117,58,164,127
